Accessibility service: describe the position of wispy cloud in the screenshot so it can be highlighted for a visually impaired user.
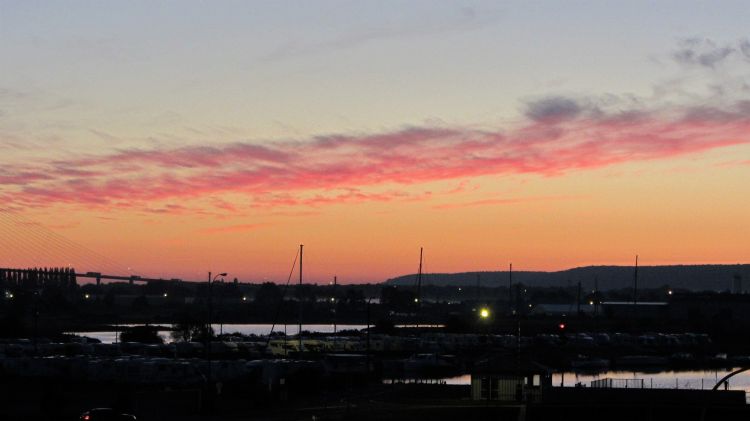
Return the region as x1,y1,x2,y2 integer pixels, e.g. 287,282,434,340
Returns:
525,96,584,123
433,195,576,210
4,38,750,214
2,98,749,212
261,6,502,61
200,223,266,234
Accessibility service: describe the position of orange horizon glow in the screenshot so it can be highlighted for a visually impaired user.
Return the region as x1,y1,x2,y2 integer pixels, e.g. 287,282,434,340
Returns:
2,8,750,283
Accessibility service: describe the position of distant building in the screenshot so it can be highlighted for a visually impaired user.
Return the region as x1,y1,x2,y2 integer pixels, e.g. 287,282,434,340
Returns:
600,301,668,319
530,303,595,317
0,267,77,292
669,293,750,323
471,358,551,402
733,275,743,294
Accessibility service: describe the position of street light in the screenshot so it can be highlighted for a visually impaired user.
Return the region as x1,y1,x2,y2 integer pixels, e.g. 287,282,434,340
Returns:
480,308,490,319
207,272,227,338
206,271,227,404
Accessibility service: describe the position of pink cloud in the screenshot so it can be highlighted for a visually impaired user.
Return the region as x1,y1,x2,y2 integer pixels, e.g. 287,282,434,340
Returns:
199,223,266,234
716,159,750,168
3,102,750,211
433,195,578,210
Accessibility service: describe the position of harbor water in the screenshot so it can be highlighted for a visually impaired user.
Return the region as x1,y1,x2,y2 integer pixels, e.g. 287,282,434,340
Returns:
436,369,750,402
69,323,367,343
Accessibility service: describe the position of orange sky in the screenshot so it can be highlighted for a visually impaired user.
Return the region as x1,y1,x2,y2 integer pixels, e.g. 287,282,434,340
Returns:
2,4,750,283
3,143,748,283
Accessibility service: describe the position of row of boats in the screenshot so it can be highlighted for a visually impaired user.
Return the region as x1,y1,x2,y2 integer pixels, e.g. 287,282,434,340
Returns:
0,353,458,387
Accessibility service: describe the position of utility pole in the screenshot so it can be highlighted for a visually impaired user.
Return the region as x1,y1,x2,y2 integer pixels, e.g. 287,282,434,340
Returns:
207,271,212,356
366,298,372,379
206,271,212,406
298,244,303,354
576,281,581,315
33,289,39,355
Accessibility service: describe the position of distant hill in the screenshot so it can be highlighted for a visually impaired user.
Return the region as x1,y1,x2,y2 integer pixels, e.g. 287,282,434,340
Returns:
384,265,750,292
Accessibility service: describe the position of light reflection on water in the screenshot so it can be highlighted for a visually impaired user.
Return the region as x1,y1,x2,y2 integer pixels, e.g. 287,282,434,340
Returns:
66,327,750,403
553,368,750,393
68,323,367,343
437,370,750,402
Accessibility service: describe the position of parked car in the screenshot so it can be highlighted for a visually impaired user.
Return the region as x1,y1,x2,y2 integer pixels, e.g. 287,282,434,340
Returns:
79,408,136,421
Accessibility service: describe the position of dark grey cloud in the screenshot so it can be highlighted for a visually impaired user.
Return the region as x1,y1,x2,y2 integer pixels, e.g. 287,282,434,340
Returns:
682,101,750,124
525,96,582,123
740,39,750,60
673,38,735,68
0,88,28,100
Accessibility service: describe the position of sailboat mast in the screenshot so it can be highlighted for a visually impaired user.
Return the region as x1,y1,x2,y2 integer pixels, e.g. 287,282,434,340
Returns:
416,247,423,304
476,273,480,302
509,263,513,314
299,244,303,353
594,275,599,316
633,254,638,306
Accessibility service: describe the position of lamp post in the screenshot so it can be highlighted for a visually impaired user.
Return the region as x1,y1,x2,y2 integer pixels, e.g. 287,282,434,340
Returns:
206,271,226,406
366,297,373,379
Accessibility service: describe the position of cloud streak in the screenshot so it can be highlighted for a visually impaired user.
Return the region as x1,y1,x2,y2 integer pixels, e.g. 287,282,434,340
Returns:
200,223,266,234
3,98,749,213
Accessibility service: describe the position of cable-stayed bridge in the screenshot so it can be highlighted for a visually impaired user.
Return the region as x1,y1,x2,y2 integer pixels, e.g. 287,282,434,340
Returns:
0,209,181,290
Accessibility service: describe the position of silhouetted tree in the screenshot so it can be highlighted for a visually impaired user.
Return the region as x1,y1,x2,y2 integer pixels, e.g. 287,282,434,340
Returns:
380,286,416,311
171,322,213,342
255,282,282,309
171,311,212,342
372,318,395,334
120,325,163,344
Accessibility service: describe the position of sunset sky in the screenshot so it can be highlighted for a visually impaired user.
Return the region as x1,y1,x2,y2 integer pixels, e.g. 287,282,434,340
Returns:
1,1,749,283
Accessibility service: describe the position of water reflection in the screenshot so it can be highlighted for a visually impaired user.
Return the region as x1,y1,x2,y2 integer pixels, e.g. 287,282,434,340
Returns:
553,368,750,392
434,370,750,402
69,323,367,343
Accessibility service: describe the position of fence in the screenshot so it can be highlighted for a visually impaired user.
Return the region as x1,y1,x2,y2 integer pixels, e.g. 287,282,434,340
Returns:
591,378,644,389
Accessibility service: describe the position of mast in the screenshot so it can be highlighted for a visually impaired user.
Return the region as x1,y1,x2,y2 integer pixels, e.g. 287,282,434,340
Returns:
508,263,513,314
633,255,638,306
299,244,303,354
416,247,423,304
415,247,423,328
594,276,599,316
476,273,481,303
